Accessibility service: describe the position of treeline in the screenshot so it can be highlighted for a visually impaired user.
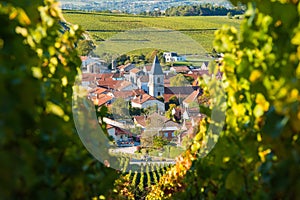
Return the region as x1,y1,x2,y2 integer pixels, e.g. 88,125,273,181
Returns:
141,4,245,17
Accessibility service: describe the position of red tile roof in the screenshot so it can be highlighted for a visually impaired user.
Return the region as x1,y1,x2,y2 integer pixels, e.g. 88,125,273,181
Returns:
118,63,133,71
80,56,88,61
133,115,147,127
170,66,190,73
115,80,134,91
113,91,134,99
112,89,146,99
130,68,141,74
115,127,132,136
183,89,202,104
92,87,107,94
93,94,113,106
131,93,156,104
99,73,114,80
82,73,102,82
97,78,119,89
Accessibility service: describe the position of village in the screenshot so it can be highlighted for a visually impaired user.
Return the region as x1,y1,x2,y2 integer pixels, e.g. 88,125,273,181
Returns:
80,51,222,162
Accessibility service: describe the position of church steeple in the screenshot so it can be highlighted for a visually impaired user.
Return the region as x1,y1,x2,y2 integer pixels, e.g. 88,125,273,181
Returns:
148,56,164,97
150,56,163,75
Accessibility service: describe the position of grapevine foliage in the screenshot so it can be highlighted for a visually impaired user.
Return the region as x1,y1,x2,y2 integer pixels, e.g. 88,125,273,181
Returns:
0,0,117,199
146,0,300,199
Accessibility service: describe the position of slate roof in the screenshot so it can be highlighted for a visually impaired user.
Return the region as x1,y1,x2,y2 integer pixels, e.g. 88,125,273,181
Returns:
150,56,163,75
163,86,199,102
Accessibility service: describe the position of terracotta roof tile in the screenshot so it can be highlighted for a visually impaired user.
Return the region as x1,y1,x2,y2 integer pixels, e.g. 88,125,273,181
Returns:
115,80,134,91
134,116,147,127
130,68,141,74
93,94,113,106
139,75,149,82
170,66,190,73
97,79,119,89
131,93,156,104
183,89,202,104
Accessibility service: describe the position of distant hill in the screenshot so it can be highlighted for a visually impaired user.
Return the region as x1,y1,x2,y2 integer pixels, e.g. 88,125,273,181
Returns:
60,0,235,14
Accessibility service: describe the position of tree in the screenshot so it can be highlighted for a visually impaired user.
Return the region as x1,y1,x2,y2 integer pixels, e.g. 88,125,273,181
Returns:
156,96,164,103
77,39,96,56
0,1,117,198
165,104,177,121
110,98,131,119
169,95,179,106
170,73,190,86
153,136,169,149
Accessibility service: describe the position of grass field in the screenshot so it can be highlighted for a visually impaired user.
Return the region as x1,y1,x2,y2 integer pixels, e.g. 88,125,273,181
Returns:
63,11,241,59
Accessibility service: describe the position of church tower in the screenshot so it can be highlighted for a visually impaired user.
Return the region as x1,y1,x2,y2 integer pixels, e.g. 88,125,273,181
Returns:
148,56,164,97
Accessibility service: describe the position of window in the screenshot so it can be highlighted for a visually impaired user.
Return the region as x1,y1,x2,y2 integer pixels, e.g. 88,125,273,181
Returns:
158,92,161,96
164,132,169,138
157,77,160,83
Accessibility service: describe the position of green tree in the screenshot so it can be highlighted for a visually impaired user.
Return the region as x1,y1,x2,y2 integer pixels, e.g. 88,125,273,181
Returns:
0,1,117,199
168,95,179,106
153,136,169,149
77,39,96,56
170,73,190,86
111,98,130,119
165,104,177,121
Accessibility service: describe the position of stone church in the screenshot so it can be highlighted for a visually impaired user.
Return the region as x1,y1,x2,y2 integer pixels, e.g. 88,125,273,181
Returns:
148,56,164,97
130,56,165,98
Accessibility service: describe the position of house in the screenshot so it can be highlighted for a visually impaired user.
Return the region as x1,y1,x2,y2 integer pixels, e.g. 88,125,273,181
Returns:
137,75,149,93
170,66,191,74
88,87,107,99
163,52,186,62
133,115,147,129
143,65,152,75
97,78,119,90
93,94,113,106
129,68,144,84
182,89,202,109
131,93,165,112
108,89,145,101
161,120,180,141
81,56,108,73
106,124,132,144
81,73,102,88
118,63,136,73
163,86,198,103
141,113,180,141
115,80,138,91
